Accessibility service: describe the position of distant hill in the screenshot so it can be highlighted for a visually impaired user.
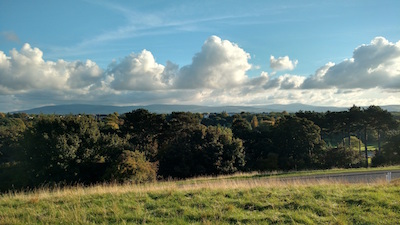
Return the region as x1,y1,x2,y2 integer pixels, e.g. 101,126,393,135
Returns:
13,104,400,115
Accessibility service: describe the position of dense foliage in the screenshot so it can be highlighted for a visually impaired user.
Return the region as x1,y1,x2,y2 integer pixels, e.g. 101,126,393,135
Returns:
0,105,398,191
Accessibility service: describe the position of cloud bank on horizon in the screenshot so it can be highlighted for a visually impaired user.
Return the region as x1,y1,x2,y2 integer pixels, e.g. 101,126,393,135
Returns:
0,36,400,112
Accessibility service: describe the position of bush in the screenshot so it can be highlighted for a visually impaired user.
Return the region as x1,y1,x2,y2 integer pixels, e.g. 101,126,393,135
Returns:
324,146,363,168
105,150,157,183
254,153,279,171
373,132,400,166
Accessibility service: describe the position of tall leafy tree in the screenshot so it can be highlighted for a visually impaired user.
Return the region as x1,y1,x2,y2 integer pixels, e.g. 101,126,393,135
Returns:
0,117,27,163
158,124,245,178
231,117,252,140
21,115,101,185
364,106,398,154
377,132,400,165
359,106,397,167
102,112,121,132
347,105,364,155
250,115,259,129
122,109,165,161
272,116,325,170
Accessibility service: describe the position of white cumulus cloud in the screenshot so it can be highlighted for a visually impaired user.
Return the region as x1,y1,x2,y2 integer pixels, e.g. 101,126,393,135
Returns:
270,55,298,71
301,37,400,89
0,43,103,94
1,36,400,112
175,35,251,89
108,50,172,91
266,74,304,89
106,36,252,91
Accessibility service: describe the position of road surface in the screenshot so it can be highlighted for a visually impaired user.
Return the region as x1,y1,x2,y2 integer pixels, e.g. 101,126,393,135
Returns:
272,169,400,183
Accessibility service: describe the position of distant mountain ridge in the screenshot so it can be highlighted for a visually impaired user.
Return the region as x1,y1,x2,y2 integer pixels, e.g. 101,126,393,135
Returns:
12,104,400,115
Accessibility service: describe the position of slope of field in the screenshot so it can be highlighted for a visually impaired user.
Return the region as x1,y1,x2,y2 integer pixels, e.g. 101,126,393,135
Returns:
1,176,399,224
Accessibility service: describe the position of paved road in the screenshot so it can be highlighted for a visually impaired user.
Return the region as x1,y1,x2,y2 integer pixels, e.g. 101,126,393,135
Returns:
271,170,400,183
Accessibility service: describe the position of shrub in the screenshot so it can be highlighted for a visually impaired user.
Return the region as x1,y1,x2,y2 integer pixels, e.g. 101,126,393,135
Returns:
106,150,157,183
324,146,363,168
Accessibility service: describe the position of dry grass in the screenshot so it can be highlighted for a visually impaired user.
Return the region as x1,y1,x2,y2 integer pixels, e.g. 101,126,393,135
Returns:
1,175,399,224
2,175,388,203
3,165,399,200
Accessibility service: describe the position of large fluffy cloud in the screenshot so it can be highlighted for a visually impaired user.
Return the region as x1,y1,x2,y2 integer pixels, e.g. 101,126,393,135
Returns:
302,37,400,89
1,36,400,112
175,36,251,89
108,50,171,91
0,43,103,94
270,55,298,71
107,36,251,90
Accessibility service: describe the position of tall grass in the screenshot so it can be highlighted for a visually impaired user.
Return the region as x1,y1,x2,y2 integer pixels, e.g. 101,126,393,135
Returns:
1,175,399,224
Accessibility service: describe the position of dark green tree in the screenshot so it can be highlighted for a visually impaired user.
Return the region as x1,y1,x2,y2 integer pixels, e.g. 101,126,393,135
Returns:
324,146,363,168
364,106,398,154
122,109,165,161
372,120,400,166
272,116,325,170
359,106,397,167
21,115,101,186
158,125,245,178
231,117,252,140
0,117,29,191
0,117,27,163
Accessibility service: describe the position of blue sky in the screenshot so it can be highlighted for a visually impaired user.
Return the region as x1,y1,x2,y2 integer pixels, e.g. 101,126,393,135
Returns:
0,0,399,112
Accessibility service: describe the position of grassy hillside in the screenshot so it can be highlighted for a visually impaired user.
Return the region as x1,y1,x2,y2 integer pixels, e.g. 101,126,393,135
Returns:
1,172,400,224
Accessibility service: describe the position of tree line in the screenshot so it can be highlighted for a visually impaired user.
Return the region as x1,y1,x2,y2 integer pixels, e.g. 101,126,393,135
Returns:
0,105,399,192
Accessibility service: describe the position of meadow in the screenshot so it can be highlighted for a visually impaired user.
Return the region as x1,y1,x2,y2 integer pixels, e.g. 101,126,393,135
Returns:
1,167,400,224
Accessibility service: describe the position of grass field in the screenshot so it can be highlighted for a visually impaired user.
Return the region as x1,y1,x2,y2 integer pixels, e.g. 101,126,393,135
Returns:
1,169,400,224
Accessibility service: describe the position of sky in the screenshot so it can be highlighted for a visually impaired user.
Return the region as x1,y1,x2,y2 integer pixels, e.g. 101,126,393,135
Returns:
0,0,399,112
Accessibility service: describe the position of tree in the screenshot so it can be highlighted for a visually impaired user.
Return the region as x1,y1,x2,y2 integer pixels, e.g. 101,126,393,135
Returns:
232,117,274,171
158,125,245,178
0,117,29,191
204,126,245,174
360,106,398,167
324,146,363,168
122,109,165,161
165,112,201,130
364,106,397,154
373,131,400,166
0,117,27,163
105,150,157,183
21,115,101,186
250,115,259,129
231,117,252,140
103,112,121,131
347,105,362,145
295,111,326,130
272,116,325,170
98,133,130,163
201,112,233,127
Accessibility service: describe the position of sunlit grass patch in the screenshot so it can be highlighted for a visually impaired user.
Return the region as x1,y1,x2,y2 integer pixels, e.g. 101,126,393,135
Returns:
1,168,400,224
